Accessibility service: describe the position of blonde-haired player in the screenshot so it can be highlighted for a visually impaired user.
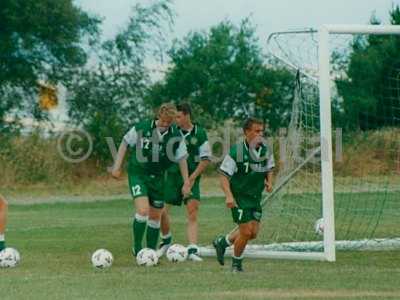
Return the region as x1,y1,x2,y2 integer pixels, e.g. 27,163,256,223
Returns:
112,103,191,255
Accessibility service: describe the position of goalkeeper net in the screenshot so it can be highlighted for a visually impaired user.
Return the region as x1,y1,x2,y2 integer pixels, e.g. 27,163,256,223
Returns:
201,25,400,260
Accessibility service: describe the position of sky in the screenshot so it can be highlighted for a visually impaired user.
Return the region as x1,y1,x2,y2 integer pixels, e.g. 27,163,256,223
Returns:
76,0,400,42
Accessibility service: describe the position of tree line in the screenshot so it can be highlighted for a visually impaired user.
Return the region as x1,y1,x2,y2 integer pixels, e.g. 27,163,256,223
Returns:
1,0,399,164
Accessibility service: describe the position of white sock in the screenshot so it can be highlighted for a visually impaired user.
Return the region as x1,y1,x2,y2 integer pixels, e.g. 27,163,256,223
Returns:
147,220,161,229
134,213,148,223
161,232,171,239
225,234,232,246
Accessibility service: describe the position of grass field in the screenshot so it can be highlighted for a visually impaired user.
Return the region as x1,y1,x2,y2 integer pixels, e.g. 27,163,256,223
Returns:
1,197,400,300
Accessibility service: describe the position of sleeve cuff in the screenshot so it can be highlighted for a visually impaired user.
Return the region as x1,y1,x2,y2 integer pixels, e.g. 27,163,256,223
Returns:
218,169,232,178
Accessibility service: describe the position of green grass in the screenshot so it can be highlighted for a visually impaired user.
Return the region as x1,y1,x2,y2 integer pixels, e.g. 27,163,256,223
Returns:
1,198,400,300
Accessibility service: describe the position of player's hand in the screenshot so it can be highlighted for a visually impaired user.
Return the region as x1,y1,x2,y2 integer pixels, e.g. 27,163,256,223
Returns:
181,180,191,198
111,169,122,179
265,179,273,193
225,196,236,209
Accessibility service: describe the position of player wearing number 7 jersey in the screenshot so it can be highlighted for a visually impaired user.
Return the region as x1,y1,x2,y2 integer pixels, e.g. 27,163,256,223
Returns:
213,118,275,272
112,103,191,256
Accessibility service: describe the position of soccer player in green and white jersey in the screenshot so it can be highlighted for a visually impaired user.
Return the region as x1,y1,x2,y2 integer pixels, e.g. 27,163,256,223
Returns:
158,103,211,261
0,194,8,252
112,103,191,255
213,118,275,272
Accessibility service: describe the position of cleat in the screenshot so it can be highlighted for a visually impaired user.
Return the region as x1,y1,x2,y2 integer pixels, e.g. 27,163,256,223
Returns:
156,242,171,258
212,236,226,266
231,264,244,273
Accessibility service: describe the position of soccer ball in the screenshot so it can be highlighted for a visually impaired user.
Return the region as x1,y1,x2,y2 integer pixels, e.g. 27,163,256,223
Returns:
136,248,158,267
91,249,113,269
314,218,324,236
0,248,21,268
166,244,188,263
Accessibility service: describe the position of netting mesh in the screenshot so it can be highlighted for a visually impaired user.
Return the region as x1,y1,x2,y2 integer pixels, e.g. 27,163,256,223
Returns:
251,29,400,252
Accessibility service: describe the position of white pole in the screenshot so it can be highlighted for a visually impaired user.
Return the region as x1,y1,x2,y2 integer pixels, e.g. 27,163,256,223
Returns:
318,26,336,262
325,24,400,35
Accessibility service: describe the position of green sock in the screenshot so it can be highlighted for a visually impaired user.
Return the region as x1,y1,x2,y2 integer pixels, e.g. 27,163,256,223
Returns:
161,233,172,246
133,214,147,255
219,235,231,249
146,220,160,250
0,234,5,251
232,255,243,267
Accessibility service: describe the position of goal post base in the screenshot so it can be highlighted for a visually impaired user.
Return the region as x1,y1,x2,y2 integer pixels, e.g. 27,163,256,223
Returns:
199,238,400,261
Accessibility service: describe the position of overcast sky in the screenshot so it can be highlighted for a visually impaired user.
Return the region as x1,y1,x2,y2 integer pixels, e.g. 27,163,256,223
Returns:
76,0,400,42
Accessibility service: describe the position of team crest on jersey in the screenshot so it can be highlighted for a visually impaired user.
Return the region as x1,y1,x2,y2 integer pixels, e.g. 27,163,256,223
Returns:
190,137,198,145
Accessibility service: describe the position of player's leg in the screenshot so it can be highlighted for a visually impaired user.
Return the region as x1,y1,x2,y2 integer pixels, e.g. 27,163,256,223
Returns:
145,173,166,251
213,205,245,266
0,195,8,251
158,171,182,256
213,205,261,269
213,227,239,264
213,228,239,266
232,221,259,272
132,197,149,255
146,205,163,250
158,205,172,257
186,199,202,261
129,172,150,255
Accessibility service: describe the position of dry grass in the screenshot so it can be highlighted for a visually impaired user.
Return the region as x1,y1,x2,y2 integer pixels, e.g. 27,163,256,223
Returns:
1,128,399,200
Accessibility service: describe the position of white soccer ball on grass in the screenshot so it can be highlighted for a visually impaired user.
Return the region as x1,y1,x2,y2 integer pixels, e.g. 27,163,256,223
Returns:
166,244,188,263
136,248,158,267
0,247,21,268
91,249,113,269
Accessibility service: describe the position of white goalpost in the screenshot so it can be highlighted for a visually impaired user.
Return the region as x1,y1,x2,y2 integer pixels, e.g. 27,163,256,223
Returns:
200,24,400,261
318,25,400,261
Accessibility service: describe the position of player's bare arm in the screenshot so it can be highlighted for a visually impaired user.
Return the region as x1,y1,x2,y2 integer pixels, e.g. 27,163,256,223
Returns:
219,174,236,208
189,159,210,183
178,158,191,197
111,140,128,179
265,171,273,193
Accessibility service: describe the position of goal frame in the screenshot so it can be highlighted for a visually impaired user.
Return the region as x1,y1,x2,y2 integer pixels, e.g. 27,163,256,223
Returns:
319,25,400,262
200,25,400,262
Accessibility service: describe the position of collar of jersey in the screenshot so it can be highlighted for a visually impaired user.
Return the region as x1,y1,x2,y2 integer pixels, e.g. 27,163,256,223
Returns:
179,124,197,137
243,140,264,158
152,119,172,139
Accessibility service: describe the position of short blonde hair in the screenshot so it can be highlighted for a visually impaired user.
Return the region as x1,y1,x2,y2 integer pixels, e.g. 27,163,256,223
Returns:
158,103,177,118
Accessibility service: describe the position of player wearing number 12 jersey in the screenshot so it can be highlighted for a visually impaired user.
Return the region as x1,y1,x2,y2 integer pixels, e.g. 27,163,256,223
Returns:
112,103,191,256
213,118,275,272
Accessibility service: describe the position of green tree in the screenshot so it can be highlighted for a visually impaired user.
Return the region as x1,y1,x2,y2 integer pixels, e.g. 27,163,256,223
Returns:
336,5,400,130
147,19,294,131
0,0,100,130
66,0,175,163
